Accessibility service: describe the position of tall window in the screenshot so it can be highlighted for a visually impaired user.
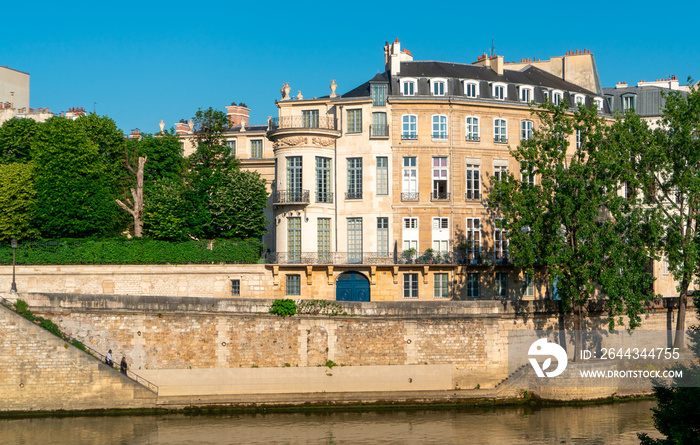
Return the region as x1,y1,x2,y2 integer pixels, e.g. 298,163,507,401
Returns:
377,217,389,256
520,87,532,103
251,139,263,158
347,218,363,263
371,112,387,137
432,115,447,139
404,273,419,299
431,79,446,96
494,219,508,263
576,129,582,148
432,157,448,200
575,94,585,106
523,273,534,297
496,272,508,298
401,79,416,96
434,273,449,299
287,156,302,201
521,163,535,186
467,273,479,298
316,157,331,203
288,217,301,263
286,274,300,296
371,84,387,106
347,109,362,133
543,90,549,102
553,91,562,106
347,158,362,199
402,157,418,200
464,81,478,98
465,163,481,200
466,116,479,141
403,217,418,251
302,110,319,128
376,157,388,195
317,218,331,262
494,119,507,143
231,279,240,296
465,218,481,263
493,84,505,100
521,121,533,140
432,217,449,253
494,165,508,183
226,139,236,158
402,114,417,139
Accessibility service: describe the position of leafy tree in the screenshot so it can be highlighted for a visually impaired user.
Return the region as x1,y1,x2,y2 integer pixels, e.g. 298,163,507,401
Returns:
0,118,39,164
206,168,269,239
127,130,185,184
143,177,191,241
74,113,126,185
32,117,120,238
489,102,657,358
625,86,700,349
0,162,39,240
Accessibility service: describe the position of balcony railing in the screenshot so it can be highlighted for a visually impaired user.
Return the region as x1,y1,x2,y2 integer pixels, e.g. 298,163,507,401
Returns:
431,191,450,201
273,189,310,205
465,190,481,201
494,136,508,144
271,116,337,130
316,191,334,204
266,250,512,265
345,191,363,200
370,125,389,138
401,192,419,201
401,133,417,140
465,134,480,142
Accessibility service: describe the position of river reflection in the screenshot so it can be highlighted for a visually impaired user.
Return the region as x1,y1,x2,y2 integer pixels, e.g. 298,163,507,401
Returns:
1,400,660,445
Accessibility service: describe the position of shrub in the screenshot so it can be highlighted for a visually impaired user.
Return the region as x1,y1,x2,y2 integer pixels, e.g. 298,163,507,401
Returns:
269,299,297,317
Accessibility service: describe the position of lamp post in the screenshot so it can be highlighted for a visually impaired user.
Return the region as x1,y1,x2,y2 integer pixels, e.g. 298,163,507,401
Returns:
10,238,17,292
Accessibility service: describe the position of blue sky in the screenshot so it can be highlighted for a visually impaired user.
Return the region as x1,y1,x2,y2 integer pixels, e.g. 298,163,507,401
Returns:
4,1,698,134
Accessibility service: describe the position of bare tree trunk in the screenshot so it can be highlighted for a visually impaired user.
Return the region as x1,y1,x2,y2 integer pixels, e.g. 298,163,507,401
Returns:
116,156,146,237
674,278,688,350
573,300,583,362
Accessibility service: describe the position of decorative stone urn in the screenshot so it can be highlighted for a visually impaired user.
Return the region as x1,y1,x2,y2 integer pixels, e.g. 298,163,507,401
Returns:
281,83,291,100
330,79,337,98
159,120,165,133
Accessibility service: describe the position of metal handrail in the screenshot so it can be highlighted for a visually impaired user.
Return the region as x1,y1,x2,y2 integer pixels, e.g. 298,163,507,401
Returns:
273,189,310,205
271,116,337,130
0,295,159,395
265,250,512,265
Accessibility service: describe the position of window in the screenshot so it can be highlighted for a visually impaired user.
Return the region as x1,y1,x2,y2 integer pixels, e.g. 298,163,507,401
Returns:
251,139,263,158
377,217,389,256
318,218,331,262
403,273,419,299
465,116,479,141
432,217,449,253
402,114,417,139
662,257,669,276
467,273,479,298
302,110,319,128
465,218,481,263
494,119,507,143
347,218,363,263
622,94,636,111
286,274,300,296
347,109,362,133
231,279,240,296
430,78,447,96
347,158,362,199
315,157,332,203
376,157,388,195
403,217,418,251
552,91,563,106
492,83,506,100
594,98,604,111
287,156,303,201
226,139,236,158
400,78,416,96
543,89,549,102
496,272,508,298
520,86,533,103
575,94,585,107
521,163,535,186
402,157,418,200
465,163,481,200
494,219,508,263
287,217,301,263
576,129,582,149
464,81,478,98
432,157,448,200
494,164,508,182
521,120,533,140
371,84,387,106
434,273,449,299
523,273,534,297
371,112,388,137
432,115,447,139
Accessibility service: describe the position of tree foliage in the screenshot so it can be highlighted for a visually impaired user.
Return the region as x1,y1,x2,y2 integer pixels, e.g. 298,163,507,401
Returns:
0,162,39,240
489,101,657,353
127,130,185,184
0,118,39,164
143,177,192,241
206,168,269,239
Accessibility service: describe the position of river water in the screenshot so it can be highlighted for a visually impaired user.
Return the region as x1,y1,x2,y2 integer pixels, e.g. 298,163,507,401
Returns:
1,400,660,444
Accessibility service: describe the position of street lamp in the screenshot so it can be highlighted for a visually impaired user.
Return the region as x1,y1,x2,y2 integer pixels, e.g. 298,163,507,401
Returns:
10,238,17,292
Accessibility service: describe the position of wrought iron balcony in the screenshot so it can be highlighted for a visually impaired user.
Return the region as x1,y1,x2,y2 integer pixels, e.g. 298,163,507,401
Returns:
273,189,310,205
266,252,394,265
370,125,389,138
345,191,363,200
465,134,480,142
465,190,481,201
494,136,508,144
401,133,417,140
431,191,450,201
315,191,334,204
265,250,512,265
401,192,419,202
270,116,337,130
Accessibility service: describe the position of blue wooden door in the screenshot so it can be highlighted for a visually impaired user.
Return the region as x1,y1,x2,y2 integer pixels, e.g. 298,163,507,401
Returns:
336,272,370,302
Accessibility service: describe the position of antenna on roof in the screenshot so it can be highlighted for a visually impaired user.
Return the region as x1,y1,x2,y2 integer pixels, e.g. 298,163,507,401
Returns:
490,39,495,58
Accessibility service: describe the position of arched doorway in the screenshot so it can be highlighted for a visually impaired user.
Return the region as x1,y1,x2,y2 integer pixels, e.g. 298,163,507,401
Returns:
336,271,370,302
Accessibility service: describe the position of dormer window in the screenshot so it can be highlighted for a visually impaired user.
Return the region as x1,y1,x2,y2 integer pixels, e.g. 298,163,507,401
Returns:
622,94,636,111
520,86,534,103
463,81,479,98
431,78,447,96
492,83,507,100
574,94,586,107
542,89,549,102
552,90,563,106
594,97,604,111
401,78,417,96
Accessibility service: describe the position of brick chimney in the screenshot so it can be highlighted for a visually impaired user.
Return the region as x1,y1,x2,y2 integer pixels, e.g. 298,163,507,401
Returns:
175,120,191,134
226,103,250,128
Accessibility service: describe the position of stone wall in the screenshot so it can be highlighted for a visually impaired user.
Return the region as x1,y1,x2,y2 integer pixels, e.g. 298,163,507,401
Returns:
0,303,156,412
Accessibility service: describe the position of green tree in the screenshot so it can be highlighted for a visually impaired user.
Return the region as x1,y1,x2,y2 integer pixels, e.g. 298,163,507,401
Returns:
32,117,120,238
626,86,700,349
489,102,656,358
0,162,39,240
0,118,39,164
143,177,191,241
206,168,269,239
127,130,185,184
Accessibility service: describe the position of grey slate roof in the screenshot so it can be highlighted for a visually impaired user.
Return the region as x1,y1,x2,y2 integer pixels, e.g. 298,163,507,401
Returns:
602,86,688,117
